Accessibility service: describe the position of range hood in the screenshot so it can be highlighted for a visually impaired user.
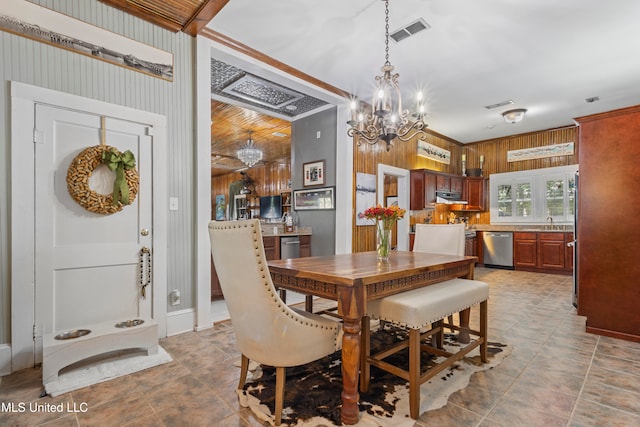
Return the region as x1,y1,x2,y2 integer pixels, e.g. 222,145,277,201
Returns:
435,191,467,205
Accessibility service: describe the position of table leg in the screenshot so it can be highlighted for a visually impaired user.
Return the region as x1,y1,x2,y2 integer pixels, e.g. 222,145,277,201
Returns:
337,287,364,425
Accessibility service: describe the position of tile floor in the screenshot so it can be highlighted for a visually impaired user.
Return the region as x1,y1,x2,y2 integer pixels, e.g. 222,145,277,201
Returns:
1,267,640,426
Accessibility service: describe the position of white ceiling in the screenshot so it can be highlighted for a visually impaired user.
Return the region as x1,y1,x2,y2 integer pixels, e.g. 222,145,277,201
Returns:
208,0,640,143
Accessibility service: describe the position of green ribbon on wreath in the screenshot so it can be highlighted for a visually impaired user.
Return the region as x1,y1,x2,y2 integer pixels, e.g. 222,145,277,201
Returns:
101,148,136,205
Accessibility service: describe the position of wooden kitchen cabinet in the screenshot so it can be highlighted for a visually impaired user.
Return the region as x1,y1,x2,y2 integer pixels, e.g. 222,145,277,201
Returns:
451,176,464,194
514,231,572,274
576,106,640,341
464,177,487,211
465,234,477,257
436,174,463,193
299,234,311,257
410,170,467,209
410,170,436,209
514,232,537,269
538,232,566,270
262,236,280,260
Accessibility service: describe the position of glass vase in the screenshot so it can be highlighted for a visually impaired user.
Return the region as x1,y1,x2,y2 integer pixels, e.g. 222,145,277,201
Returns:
376,223,392,263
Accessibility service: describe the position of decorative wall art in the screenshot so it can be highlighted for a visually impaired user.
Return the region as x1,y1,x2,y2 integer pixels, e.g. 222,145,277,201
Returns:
417,139,451,164
507,142,575,162
355,172,376,226
0,0,173,81
303,160,325,187
293,187,335,210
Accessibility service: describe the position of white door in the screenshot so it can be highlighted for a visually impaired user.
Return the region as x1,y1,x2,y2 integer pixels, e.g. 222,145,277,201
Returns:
33,104,153,362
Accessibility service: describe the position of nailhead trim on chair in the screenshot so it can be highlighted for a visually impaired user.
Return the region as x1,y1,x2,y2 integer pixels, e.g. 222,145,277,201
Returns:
209,220,339,337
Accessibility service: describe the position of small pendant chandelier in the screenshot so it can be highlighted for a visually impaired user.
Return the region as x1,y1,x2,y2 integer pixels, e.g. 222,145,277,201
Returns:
236,131,263,168
347,0,427,151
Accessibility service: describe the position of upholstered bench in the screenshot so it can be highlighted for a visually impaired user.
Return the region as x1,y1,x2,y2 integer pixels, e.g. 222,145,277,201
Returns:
360,278,489,419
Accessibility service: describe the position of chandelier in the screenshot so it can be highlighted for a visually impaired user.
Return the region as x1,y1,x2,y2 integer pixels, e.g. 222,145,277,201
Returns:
236,131,263,168
347,0,427,151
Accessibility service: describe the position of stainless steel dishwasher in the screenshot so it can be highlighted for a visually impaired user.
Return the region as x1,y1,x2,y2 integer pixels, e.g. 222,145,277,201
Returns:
482,232,514,269
280,236,300,259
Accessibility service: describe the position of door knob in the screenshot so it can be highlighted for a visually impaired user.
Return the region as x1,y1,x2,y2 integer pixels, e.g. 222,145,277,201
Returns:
140,229,149,236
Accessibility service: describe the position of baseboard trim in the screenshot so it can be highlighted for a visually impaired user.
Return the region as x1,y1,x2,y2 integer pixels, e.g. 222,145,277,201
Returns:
0,344,12,375
166,309,196,337
585,326,640,343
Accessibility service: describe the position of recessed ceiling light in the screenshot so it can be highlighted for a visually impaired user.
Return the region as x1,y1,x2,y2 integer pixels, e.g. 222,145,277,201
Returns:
272,132,287,137
285,105,298,111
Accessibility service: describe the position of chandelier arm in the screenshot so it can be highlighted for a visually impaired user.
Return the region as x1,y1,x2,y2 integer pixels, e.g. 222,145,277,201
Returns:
395,122,428,142
348,127,380,145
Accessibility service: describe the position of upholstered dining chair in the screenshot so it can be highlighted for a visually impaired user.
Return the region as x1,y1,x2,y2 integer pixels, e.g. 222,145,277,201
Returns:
208,220,341,426
413,223,466,256
413,223,467,330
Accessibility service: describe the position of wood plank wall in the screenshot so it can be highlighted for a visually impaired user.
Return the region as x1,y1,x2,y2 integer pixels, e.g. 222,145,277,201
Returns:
210,125,577,253
211,161,291,218
352,126,578,252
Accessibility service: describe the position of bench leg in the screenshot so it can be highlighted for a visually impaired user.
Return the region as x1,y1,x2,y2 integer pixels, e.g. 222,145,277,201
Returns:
359,316,371,393
480,300,488,363
409,328,421,419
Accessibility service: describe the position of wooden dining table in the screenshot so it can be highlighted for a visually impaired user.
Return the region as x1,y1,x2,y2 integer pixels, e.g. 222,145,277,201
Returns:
268,250,478,425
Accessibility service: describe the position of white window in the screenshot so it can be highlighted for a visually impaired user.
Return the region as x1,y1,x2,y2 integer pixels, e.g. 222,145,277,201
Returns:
490,165,578,224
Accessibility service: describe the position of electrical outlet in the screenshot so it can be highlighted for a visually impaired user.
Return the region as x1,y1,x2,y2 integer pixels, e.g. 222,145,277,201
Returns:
476,213,481,219
169,290,181,306
169,197,179,211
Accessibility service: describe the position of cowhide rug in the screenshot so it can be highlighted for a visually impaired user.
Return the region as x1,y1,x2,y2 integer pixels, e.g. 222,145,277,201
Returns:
237,325,511,426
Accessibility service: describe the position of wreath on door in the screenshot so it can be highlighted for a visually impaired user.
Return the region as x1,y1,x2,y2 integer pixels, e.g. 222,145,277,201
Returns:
66,144,139,215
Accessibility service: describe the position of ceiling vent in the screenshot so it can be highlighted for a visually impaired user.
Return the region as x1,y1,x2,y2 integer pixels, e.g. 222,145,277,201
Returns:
390,18,430,43
484,100,514,110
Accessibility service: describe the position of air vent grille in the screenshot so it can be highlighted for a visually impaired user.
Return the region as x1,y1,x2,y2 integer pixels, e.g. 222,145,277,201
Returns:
390,18,430,43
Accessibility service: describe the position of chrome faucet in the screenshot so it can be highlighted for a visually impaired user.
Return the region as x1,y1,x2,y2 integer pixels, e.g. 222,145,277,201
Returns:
546,216,554,230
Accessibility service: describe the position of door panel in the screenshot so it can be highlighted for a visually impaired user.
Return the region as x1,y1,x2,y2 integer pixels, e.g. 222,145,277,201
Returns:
34,104,152,361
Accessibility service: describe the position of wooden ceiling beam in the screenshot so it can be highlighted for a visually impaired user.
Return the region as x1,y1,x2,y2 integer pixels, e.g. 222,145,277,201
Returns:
98,0,183,32
183,0,230,36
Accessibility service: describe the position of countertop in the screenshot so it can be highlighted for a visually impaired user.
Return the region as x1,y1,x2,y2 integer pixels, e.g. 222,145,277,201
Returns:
469,224,573,233
410,224,573,235
261,225,312,236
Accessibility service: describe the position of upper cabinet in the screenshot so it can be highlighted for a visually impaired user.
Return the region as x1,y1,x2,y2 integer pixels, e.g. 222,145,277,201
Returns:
489,165,577,224
436,174,463,194
410,170,486,211
410,169,436,209
463,177,487,211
